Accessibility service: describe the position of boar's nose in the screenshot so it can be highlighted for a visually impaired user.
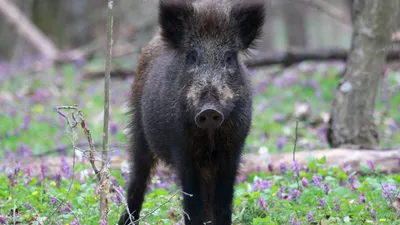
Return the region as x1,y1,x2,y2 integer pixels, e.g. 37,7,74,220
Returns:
195,104,224,129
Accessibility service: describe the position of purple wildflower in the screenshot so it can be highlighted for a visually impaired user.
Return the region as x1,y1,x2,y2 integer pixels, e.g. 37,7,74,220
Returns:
258,197,267,210
70,219,80,225
312,175,322,187
288,189,301,200
168,207,175,218
25,202,34,210
22,114,31,129
389,120,398,131
348,175,358,184
279,162,287,174
276,188,283,199
253,179,273,191
7,169,13,180
323,183,330,194
110,122,118,136
359,192,365,203
319,198,326,208
50,196,57,206
74,56,86,68
17,144,32,157
7,170,15,187
349,175,358,191
268,163,273,172
382,184,396,202
111,177,118,186
122,172,130,184
292,160,300,178
274,114,285,123
54,173,62,188
10,108,17,117
289,218,300,225
0,215,5,224
370,209,376,219
351,183,358,191
4,148,12,159
277,137,287,151
344,164,351,175
41,163,47,179
366,160,375,171
60,201,72,214
307,211,315,223
60,156,71,178
14,162,21,175
79,173,85,184
301,177,309,188
25,166,33,178
333,197,341,212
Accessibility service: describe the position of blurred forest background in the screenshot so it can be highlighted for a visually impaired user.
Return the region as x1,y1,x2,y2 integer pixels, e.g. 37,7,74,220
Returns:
1,0,400,224
0,0,363,63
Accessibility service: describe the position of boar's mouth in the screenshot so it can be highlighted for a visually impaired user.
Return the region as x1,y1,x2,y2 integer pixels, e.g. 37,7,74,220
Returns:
194,103,224,129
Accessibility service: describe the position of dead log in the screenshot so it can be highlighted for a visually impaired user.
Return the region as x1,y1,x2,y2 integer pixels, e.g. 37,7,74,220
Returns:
244,47,400,68
0,0,60,60
81,47,400,79
2,149,399,180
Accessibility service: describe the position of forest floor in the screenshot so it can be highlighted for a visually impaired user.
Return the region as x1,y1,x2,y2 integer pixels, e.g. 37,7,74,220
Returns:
0,56,399,224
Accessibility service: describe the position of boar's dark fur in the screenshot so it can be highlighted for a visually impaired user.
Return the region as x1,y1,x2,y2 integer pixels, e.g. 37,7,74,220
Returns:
118,0,265,224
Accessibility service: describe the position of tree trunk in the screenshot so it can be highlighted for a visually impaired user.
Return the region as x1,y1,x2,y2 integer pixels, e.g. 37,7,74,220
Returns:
283,0,307,48
326,0,397,149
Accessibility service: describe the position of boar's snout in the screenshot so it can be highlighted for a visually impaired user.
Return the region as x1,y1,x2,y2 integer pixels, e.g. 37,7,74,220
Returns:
194,104,224,129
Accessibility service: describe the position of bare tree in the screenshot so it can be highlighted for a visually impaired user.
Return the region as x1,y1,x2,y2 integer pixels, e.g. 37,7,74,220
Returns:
327,0,398,149
283,1,307,48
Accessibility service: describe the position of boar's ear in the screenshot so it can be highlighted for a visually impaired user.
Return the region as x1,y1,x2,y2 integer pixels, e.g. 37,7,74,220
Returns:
231,0,265,50
159,0,194,48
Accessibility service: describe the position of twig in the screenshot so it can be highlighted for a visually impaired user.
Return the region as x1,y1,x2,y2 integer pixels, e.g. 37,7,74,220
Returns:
45,107,79,224
53,197,80,222
112,185,136,224
128,189,193,224
99,0,114,222
55,106,101,181
293,120,299,162
292,120,300,190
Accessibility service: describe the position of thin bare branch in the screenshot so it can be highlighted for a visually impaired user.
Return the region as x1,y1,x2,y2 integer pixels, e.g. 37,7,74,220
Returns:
99,0,114,222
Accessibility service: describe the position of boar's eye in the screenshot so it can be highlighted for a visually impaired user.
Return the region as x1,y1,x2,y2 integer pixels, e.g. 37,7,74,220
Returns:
186,50,199,66
224,51,237,67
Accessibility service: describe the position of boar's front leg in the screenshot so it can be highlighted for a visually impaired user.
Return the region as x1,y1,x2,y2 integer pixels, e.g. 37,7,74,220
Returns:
175,155,205,225
212,153,241,225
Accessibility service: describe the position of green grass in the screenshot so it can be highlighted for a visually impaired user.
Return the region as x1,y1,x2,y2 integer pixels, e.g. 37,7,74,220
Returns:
0,59,399,224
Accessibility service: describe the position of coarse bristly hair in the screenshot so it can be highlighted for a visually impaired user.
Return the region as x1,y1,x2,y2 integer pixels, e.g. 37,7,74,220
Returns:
158,0,265,54
118,1,266,224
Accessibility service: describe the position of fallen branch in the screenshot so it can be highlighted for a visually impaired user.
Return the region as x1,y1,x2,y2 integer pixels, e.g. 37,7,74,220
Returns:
0,0,59,60
81,47,400,79
4,148,400,180
244,47,400,68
